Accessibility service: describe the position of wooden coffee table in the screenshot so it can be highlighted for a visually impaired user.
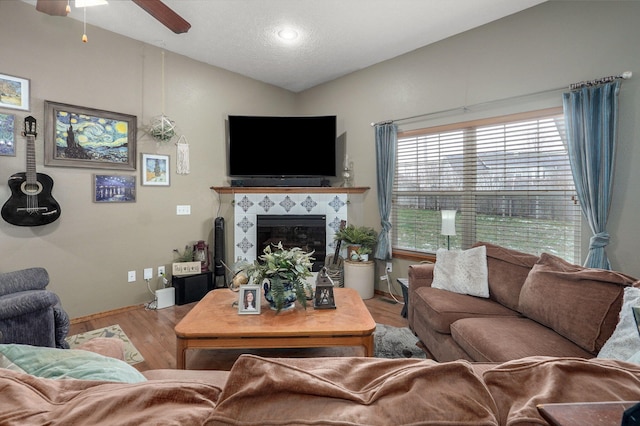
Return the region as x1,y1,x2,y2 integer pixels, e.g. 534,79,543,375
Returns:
175,287,376,369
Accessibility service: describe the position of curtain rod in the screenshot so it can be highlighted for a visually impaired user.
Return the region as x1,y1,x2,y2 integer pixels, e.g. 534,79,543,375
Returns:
371,71,632,127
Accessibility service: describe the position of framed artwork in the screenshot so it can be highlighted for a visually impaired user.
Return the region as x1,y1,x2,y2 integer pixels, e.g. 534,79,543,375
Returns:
0,73,30,111
93,174,136,203
44,101,137,170
0,112,15,156
238,285,261,314
141,153,170,186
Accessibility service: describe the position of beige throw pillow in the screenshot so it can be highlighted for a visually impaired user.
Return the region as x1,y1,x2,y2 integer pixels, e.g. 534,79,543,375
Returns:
432,246,489,298
598,286,640,360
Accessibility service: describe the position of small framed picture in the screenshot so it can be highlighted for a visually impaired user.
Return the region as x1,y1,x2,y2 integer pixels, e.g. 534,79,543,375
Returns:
141,153,170,186
238,285,261,314
0,112,15,156
0,73,30,111
93,174,136,203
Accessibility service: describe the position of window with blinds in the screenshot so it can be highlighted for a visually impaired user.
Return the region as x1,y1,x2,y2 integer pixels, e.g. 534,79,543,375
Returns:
393,107,581,263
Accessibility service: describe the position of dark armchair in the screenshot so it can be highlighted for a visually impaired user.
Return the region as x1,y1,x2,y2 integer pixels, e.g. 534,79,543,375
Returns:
0,267,70,349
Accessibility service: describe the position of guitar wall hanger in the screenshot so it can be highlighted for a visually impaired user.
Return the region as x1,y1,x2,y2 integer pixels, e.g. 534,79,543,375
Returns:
1,116,62,226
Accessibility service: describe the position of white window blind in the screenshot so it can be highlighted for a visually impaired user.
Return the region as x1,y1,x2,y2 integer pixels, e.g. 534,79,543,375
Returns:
393,107,581,263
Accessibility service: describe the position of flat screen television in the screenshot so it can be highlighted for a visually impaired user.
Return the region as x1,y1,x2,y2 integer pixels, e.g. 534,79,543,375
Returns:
227,115,337,178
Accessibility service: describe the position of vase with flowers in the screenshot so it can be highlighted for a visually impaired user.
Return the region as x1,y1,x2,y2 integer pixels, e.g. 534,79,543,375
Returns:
246,242,314,313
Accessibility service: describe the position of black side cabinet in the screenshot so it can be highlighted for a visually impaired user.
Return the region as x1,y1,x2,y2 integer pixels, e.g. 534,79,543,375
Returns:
172,271,214,305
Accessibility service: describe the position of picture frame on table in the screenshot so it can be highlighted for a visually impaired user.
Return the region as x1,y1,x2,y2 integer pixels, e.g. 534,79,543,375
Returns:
238,285,261,314
141,153,170,186
0,73,30,111
93,174,136,203
0,112,15,156
44,100,137,170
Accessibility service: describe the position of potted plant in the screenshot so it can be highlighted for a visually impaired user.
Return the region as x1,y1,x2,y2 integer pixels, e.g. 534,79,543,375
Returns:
334,225,378,299
246,242,314,313
356,246,372,262
333,225,378,261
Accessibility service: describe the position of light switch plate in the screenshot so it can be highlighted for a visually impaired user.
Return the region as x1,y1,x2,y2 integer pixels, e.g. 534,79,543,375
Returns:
176,205,191,215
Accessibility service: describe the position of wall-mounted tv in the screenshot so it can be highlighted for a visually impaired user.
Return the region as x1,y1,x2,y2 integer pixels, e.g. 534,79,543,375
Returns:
227,115,337,178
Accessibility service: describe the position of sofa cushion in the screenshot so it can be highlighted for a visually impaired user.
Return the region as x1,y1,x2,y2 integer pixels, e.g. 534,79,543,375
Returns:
518,253,636,353
473,242,539,311
483,356,640,425
75,337,126,360
432,246,489,298
0,368,221,425
211,354,499,425
451,317,593,362
413,286,519,334
142,368,230,388
598,286,640,360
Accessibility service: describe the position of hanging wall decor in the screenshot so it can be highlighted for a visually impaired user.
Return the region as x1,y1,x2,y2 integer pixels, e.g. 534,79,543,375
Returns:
146,51,178,143
176,134,190,175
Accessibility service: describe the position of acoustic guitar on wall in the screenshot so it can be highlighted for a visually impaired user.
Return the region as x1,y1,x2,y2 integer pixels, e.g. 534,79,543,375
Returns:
1,116,61,226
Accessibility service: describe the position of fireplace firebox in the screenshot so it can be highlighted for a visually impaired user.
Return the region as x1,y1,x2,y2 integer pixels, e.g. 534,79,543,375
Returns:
257,215,326,271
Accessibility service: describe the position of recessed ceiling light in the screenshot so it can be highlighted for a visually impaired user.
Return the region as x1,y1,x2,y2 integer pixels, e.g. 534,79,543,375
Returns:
277,28,299,41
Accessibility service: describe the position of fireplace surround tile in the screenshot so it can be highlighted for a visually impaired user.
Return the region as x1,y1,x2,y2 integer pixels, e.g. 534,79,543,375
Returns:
234,192,348,264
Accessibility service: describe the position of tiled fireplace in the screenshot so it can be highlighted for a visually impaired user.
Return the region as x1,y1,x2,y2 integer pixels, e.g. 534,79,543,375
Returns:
233,192,349,265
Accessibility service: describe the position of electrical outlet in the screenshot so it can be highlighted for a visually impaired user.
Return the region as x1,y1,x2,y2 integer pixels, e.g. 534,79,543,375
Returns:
143,268,153,280
172,261,201,276
127,270,136,282
158,266,165,276
386,262,392,273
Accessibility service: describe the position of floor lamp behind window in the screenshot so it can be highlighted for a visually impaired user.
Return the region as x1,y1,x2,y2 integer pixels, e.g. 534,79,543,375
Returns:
441,210,456,250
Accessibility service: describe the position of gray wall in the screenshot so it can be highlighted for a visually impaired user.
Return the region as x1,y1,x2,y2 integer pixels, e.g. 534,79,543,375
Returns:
1,1,639,318
0,1,296,317
298,1,640,289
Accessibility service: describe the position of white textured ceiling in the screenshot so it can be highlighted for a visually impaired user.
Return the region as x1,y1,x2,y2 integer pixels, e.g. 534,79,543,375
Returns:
22,0,547,92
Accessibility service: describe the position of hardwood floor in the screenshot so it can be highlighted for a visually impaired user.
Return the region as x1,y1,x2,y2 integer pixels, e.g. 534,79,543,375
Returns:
68,290,408,371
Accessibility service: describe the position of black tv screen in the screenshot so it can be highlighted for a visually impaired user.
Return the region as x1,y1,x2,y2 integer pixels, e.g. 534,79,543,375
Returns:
227,115,337,177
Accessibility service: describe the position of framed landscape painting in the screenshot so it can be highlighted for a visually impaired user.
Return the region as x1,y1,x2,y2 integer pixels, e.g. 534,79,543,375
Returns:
93,174,136,203
0,73,30,111
44,101,137,170
141,153,170,186
0,112,15,156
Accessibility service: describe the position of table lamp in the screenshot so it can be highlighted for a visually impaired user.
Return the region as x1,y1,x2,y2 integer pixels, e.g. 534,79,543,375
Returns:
441,210,456,250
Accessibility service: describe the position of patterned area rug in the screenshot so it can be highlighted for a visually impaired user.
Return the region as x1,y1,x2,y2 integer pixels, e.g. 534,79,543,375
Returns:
65,324,144,366
375,323,426,359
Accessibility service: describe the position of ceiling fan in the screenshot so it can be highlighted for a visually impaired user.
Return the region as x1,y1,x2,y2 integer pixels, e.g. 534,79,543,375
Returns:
34,0,191,34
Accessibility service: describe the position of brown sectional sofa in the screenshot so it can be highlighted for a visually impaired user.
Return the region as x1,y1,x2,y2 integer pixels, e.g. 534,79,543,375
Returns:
4,245,640,424
3,344,640,425
408,242,639,362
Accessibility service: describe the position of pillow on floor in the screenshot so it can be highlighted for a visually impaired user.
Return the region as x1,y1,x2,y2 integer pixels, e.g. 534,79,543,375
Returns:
0,344,146,383
598,286,640,360
432,245,489,298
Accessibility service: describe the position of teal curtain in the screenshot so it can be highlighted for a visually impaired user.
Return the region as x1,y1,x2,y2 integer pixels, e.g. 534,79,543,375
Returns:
562,81,621,269
374,123,398,260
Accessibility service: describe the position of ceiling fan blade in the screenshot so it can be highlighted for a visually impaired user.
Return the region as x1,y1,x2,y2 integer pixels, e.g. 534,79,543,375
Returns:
131,0,191,34
36,0,69,16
